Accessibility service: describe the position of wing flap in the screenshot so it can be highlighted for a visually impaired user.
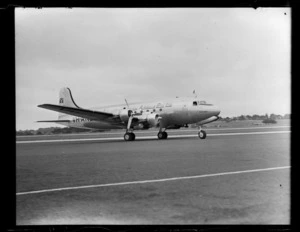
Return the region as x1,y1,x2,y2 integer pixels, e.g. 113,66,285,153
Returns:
38,104,115,121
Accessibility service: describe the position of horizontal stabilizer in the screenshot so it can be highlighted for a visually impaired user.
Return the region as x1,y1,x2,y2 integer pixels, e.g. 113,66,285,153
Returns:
37,120,71,123
38,104,114,121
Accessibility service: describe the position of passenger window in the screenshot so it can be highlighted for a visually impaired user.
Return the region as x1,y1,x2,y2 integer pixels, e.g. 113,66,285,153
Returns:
156,103,164,108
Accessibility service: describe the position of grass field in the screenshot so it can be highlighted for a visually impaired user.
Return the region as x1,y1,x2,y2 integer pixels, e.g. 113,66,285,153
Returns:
203,119,290,128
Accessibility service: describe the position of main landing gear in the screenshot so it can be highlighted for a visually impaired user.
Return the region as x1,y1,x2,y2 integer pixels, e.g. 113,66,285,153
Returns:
123,114,136,141
123,112,169,141
198,125,207,139
124,132,135,141
157,131,168,140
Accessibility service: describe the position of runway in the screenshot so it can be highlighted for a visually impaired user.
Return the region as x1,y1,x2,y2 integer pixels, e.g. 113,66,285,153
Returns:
16,126,290,224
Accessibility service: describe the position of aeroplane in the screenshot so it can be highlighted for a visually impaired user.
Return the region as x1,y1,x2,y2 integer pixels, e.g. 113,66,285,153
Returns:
38,87,221,141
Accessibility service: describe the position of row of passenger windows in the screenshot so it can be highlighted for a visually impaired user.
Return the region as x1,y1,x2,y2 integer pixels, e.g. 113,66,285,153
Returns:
125,103,173,111
133,108,163,114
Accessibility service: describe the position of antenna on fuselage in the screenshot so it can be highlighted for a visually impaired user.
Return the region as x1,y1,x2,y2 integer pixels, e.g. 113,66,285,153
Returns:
193,90,197,98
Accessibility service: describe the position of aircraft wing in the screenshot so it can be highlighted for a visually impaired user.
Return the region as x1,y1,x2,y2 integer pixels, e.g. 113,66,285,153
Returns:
38,104,116,121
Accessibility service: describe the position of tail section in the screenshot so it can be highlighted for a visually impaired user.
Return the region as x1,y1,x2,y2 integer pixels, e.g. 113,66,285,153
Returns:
58,87,80,119
59,87,80,108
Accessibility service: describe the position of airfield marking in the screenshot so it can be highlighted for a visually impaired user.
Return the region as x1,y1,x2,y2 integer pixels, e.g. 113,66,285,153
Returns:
16,125,291,138
16,130,291,144
16,166,290,196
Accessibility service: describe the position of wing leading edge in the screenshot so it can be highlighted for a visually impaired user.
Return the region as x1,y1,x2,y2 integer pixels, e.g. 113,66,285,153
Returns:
38,104,116,121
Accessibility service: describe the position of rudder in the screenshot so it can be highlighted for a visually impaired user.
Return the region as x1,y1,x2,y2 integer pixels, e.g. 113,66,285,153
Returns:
58,87,80,119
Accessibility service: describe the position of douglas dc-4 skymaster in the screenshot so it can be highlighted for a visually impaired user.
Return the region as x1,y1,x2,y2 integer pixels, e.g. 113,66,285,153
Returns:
38,88,221,141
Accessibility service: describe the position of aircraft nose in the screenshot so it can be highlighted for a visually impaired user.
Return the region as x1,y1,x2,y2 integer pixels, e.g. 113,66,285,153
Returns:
212,105,221,116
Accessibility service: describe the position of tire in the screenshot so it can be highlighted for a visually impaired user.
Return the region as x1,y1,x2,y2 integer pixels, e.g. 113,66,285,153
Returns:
158,132,164,139
124,132,135,141
124,133,131,141
158,131,168,139
198,130,207,139
162,131,168,139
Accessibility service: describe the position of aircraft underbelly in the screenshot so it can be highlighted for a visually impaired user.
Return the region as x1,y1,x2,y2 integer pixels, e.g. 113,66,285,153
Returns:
59,121,123,130
83,121,124,129
165,110,212,126
165,110,190,125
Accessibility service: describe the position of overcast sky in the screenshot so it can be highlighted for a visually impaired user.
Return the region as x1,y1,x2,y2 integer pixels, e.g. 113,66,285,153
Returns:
16,8,291,130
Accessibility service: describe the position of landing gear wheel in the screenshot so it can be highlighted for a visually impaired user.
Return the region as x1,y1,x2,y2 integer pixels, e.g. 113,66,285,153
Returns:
198,130,207,139
124,132,135,141
158,131,168,140
162,131,168,139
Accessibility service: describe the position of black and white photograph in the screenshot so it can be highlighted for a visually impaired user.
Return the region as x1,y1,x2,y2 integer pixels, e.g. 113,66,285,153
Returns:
16,8,290,224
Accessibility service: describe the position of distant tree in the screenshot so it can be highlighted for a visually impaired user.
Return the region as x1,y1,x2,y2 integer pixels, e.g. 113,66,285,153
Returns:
262,118,277,124
252,114,260,120
238,115,247,120
270,114,276,120
225,117,231,122
17,130,34,135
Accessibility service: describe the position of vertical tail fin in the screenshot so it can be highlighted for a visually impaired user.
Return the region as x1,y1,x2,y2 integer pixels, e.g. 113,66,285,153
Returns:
58,87,80,119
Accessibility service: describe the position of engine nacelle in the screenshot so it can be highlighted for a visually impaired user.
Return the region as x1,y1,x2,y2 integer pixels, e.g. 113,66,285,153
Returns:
146,114,161,127
119,109,132,122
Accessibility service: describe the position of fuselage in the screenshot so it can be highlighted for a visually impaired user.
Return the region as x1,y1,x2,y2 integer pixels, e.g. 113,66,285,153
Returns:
58,97,221,130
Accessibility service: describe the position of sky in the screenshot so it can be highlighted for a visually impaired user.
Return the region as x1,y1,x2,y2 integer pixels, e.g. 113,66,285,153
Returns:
16,8,291,130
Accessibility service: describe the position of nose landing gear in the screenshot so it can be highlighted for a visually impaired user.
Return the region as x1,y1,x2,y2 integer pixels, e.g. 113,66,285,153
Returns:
198,126,207,139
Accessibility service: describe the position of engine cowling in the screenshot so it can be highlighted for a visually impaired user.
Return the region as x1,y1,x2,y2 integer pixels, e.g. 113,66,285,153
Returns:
146,114,161,127
119,109,132,122
120,110,161,128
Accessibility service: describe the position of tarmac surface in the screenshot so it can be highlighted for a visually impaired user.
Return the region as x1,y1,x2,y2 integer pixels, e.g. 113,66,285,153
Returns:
16,125,290,224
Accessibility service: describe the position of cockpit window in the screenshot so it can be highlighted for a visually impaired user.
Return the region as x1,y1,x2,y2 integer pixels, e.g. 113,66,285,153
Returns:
198,101,212,106
193,101,197,106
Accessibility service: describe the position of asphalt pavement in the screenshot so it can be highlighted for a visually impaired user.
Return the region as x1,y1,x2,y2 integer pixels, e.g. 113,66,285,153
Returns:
16,127,290,224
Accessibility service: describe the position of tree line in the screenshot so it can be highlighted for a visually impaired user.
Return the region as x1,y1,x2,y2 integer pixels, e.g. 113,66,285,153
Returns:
219,113,290,122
